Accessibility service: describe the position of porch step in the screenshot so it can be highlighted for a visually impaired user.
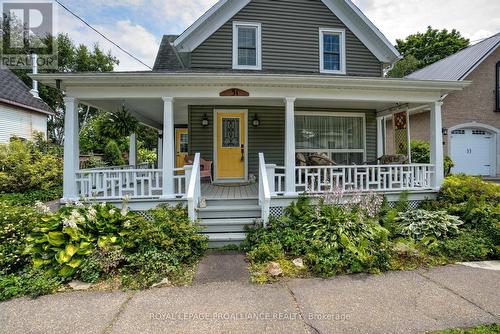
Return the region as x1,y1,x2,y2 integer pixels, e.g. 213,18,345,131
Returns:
204,198,259,207
198,205,261,219
200,218,256,233
204,232,247,249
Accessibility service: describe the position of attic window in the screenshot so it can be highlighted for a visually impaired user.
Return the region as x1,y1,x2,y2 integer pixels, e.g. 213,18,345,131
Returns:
232,22,261,70
319,28,346,75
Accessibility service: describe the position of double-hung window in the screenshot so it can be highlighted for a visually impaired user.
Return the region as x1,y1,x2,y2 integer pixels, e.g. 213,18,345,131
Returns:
232,21,261,70
496,61,500,112
319,28,346,74
295,113,366,164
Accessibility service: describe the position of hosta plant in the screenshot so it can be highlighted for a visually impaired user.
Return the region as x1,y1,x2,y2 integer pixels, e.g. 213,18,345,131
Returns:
396,209,462,241
27,201,140,279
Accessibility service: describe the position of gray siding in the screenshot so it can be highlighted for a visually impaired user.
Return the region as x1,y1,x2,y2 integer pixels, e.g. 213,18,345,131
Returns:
190,0,382,77
189,106,377,178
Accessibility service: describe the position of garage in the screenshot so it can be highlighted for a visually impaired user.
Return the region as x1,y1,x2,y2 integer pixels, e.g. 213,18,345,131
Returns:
450,128,496,176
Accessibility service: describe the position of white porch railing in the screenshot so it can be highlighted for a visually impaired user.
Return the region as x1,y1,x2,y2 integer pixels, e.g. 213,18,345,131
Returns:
185,153,201,221
258,153,271,226
76,166,188,200
295,164,435,194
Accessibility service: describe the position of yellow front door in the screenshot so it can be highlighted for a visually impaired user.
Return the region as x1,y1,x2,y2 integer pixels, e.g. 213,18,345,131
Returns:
175,128,189,169
216,112,245,179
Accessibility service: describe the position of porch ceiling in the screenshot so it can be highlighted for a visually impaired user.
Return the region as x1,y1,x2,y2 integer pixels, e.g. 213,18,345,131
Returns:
81,97,423,129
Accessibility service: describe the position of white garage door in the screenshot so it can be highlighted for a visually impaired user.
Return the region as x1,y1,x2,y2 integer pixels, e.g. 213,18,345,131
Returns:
450,129,493,176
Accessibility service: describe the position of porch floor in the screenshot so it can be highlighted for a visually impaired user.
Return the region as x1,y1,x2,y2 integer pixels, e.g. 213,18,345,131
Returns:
201,182,258,200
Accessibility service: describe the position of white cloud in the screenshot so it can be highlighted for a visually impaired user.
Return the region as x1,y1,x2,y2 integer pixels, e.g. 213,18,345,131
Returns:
58,10,159,71
352,0,500,43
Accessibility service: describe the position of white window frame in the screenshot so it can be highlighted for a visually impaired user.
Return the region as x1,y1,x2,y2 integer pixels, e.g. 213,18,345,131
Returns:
295,112,366,162
232,21,262,70
319,28,346,75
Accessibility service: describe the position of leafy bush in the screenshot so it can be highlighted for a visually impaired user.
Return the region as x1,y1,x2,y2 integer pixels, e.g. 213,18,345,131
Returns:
138,148,157,165
27,202,138,279
0,187,62,205
0,202,40,274
439,175,500,204
410,140,454,176
435,231,494,261
395,209,462,241
103,140,125,166
244,195,390,277
0,139,63,193
121,205,207,288
0,269,61,301
247,242,284,263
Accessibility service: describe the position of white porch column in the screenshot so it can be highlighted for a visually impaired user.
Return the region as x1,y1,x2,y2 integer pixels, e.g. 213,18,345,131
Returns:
284,97,297,195
157,130,163,168
376,116,385,158
430,101,444,189
129,132,137,166
161,97,175,198
63,97,79,201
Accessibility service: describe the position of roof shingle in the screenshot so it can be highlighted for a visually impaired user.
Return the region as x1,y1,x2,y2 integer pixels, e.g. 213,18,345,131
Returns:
0,69,53,114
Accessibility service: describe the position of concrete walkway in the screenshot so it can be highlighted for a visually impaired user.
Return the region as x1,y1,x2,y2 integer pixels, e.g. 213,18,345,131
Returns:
0,264,498,334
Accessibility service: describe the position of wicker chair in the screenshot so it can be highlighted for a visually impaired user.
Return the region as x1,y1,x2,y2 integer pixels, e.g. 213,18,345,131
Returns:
364,154,408,165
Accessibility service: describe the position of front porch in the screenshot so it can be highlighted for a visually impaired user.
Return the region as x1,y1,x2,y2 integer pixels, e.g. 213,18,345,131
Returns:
32,72,468,222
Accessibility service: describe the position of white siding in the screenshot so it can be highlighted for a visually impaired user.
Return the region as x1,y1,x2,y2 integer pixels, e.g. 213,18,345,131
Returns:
0,104,48,143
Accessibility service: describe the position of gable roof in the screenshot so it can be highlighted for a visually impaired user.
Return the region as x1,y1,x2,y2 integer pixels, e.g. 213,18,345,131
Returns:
173,0,400,64
0,69,53,115
153,35,185,71
406,33,500,81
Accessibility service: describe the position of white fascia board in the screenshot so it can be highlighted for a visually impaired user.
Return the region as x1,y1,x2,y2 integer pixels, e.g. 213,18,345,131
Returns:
174,0,251,52
322,0,400,64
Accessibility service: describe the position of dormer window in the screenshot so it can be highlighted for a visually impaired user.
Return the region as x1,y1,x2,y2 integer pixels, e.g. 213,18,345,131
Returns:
319,28,346,74
232,21,261,70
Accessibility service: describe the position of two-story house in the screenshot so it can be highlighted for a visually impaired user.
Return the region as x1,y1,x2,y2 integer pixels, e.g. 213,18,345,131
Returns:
34,0,469,245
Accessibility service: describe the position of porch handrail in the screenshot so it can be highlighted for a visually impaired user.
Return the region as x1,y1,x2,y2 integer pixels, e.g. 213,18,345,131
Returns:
186,153,201,221
258,153,271,227
295,163,435,194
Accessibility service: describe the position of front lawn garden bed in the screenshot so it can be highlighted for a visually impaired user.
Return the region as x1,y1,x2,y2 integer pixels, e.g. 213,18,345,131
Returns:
243,175,499,283
0,201,207,301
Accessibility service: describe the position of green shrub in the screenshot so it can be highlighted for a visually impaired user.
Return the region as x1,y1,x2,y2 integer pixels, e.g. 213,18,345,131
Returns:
0,202,40,274
138,148,157,165
103,140,125,166
121,205,208,288
0,269,61,301
245,196,390,277
395,209,462,241
0,187,62,205
27,202,139,279
247,242,284,263
0,139,62,193
439,175,500,204
435,232,494,261
410,140,454,175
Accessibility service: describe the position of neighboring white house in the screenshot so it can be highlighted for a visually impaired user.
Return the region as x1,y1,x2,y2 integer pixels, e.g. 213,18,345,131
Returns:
0,69,53,143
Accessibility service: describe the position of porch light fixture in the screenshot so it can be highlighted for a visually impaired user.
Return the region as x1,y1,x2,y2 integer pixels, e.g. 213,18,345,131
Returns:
252,114,260,127
442,127,448,136
201,114,209,127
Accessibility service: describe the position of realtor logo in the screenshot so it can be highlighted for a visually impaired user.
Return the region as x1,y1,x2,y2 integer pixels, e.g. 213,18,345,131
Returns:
1,0,57,69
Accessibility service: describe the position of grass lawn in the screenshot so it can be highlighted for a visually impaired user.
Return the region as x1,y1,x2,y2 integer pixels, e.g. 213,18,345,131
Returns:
432,324,500,334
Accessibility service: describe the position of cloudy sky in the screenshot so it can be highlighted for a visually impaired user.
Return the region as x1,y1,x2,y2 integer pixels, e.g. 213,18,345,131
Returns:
55,0,500,71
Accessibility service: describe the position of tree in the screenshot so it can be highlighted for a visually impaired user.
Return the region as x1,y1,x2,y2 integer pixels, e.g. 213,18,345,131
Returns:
387,26,470,78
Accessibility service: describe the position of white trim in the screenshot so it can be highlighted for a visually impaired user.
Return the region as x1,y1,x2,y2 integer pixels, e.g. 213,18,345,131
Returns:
213,109,249,182
319,28,346,75
172,0,400,63
232,21,262,70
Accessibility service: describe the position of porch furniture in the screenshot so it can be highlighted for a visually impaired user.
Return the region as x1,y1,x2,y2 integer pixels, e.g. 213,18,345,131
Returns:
200,158,213,182
296,153,307,166
308,153,336,166
363,154,408,165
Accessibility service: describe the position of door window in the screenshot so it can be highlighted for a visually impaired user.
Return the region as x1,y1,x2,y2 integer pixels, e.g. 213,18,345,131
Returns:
222,117,240,148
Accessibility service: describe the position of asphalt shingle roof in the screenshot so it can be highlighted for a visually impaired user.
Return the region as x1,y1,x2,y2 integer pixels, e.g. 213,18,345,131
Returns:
406,33,500,81
0,69,53,114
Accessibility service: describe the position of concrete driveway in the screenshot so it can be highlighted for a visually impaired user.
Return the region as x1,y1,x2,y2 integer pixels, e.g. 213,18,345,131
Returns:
0,264,498,334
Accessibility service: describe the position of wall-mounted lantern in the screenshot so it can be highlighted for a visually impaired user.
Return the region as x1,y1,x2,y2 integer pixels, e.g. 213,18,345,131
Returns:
252,114,260,127
442,127,448,136
201,114,209,127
